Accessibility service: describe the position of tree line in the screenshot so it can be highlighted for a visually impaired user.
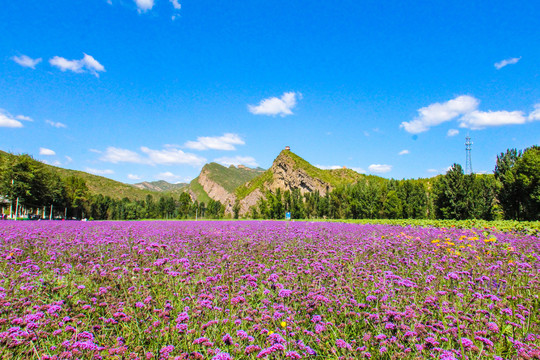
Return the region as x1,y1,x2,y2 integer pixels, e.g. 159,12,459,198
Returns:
0,153,226,220
0,146,538,221
251,145,539,221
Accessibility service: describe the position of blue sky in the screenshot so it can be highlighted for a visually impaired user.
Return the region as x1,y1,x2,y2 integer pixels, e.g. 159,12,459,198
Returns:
1,0,539,183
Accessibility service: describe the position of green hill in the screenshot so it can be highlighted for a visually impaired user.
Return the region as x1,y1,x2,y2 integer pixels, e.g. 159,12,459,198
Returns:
0,150,159,201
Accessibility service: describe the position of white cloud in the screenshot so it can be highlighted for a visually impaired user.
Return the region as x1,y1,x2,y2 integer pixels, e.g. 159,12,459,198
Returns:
12,55,42,69
447,129,459,137
459,110,526,129
128,174,142,180
427,169,439,174
140,147,206,166
16,115,33,122
0,112,24,128
85,168,114,175
49,54,105,77
170,0,181,9
316,164,366,173
99,146,206,166
401,95,479,134
46,120,67,128
316,165,342,170
368,164,392,174
184,133,245,151
529,104,540,121
100,147,146,164
248,92,300,116
135,0,154,12
39,147,56,156
155,171,185,183
494,57,521,70
215,156,258,167
351,167,366,174
65,156,73,164
398,150,409,156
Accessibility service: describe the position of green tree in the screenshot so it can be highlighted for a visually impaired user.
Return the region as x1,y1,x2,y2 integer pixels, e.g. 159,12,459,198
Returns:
434,164,469,219
383,190,402,219
514,146,540,220
64,176,89,218
494,149,522,219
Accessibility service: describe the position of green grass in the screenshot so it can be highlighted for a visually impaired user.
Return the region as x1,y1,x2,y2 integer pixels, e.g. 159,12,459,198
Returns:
188,177,212,204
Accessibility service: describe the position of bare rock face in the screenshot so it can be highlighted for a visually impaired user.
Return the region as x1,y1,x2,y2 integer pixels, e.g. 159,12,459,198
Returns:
197,168,235,205
269,154,330,196
236,152,332,215
238,188,263,215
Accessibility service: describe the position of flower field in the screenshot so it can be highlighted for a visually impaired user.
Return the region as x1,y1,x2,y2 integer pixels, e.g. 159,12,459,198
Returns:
1,221,539,359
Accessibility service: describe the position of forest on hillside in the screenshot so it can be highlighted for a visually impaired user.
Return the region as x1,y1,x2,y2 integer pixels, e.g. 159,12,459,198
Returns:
0,146,538,221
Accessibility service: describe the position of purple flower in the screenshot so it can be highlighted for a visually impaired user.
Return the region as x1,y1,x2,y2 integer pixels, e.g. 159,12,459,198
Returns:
212,352,232,360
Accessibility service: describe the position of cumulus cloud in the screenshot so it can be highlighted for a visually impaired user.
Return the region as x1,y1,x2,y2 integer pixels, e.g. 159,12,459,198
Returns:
184,133,244,151
0,111,24,128
351,167,366,174
459,110,526,129
39,147,56,156
401,95,479,134
135,0,154,12
12,55,42,69
16,115,33,122
398,150,409,156
529,104,540,121
368,164,392,174
140,147,206,166
316,165,366,173
316,165,342,170
248,92,301,116
155,171,186,183
46,120,67,128
85,168,114,175
215,156,258,167
128,174,142,180
170,0,181,9
49,54,105,77
494,57,521,70
447,129,459,137
100,147,146,164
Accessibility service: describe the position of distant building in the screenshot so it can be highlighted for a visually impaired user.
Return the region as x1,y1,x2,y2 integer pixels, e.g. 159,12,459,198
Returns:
285,146,290,151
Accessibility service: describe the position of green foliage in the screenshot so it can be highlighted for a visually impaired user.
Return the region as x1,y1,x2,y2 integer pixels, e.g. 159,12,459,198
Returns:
495,146,540,220
188,178,212,204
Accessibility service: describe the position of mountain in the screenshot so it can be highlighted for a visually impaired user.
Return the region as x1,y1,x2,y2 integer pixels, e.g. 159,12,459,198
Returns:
234,149,372,214
187,162,265,205
133,180,188,193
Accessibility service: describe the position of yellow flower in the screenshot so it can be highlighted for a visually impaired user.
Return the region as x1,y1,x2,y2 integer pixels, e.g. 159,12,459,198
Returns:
268,331,274,335
431,239,440,244
281,321,287,328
